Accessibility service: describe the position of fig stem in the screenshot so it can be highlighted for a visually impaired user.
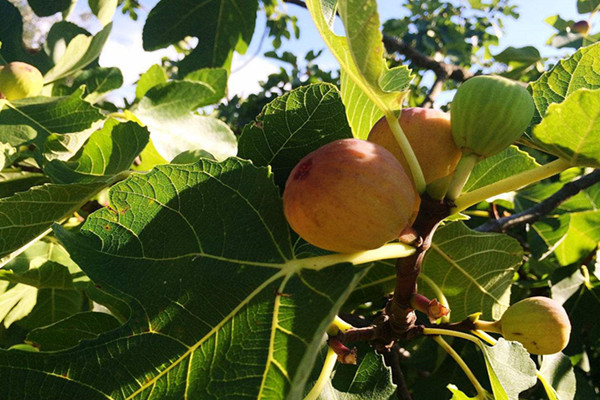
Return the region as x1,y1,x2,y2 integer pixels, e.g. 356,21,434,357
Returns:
384,111,426,193
327,316,355,336
285,242,415,272
303,347,337,400
452,158,572,213
472,319,502,334
422,327,481,345
426,174,453,200
432,335,489,399
446,152,480,200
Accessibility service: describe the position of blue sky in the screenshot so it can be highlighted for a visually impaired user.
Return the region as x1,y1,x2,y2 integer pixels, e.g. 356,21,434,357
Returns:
75,1,587,103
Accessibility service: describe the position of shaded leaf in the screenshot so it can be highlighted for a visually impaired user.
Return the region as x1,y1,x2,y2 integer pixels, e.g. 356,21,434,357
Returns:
43,23,113,84
27,0,74,16
0,171,49,198
52,67,124,103
143,0,258,74
44,120,149,184
0,181,106,259
27,311,120,351
135,64,167,100
238,83,353,188
539,353,576,400
421,222,523,321
480,339,537,400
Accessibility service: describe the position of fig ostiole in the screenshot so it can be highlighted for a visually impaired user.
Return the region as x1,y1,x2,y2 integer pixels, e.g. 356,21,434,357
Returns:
473,296,571,355
0,61,44,100
450,75,535,159
368,108,461,194
283,138,420,253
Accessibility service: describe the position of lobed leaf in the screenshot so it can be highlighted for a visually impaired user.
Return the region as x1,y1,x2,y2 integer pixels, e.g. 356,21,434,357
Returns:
238,83,353,188
421,222,523,321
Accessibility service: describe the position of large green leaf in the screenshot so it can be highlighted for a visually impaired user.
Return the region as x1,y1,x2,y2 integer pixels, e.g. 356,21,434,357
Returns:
577,0,600,13
533,88,600,167
27,0,74,16
421,222,523,321
464,146,539,193
0,159,410,399
238,83,353,188
44,120,149,184
0,171,49,198
539,353,576,400
530,42,600,123
133,69,234,162
306,0,412,115
52,67,124,103
340,70,383,140
0,181,105,259
0,89,104,160
27,311,121,351
554,210,600,265
142,0,258,74
0,239,82,328
480,339,537,400
43,23,113,84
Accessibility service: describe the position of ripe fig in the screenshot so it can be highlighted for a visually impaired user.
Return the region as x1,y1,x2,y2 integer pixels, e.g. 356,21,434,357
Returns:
0,61,44,100
368,108,461,184
476,296,571,355
572,20,591,35
283,139,420,253
450,75,534,158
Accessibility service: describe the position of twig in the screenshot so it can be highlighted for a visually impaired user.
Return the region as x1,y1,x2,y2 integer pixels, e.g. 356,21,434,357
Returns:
382,344,413,400
420,75,447,108
476,169,600,232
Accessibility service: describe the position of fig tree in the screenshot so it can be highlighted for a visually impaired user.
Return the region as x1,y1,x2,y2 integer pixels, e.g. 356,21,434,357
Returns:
368,108,461,185
0,61,44,100
475,296,571,355
283,139,420,253
450,75,534,158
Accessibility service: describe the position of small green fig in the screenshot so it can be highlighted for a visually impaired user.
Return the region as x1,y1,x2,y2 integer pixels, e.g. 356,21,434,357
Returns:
572,20,591,35
283,139,420,253
450,75,535,158
476,296,571,355
0,61,44,100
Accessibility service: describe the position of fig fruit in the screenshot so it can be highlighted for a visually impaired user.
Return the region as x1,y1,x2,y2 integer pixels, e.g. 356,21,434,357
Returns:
0,61,44,100
476,296,571,355
572,20,591,35
283,138,420,253
368,108,461,184
450,75,534,158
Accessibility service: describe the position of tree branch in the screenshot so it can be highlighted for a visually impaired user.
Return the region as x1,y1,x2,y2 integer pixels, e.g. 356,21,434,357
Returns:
420,75,447,108
382,345,414,400
476,169,600,232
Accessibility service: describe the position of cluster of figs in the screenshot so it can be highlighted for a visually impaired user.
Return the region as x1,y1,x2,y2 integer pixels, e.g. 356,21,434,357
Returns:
283,75,571,355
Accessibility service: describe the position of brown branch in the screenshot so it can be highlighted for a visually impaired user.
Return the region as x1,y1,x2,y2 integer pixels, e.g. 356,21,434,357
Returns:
383,345,414,400
420,75,447,108
476,169,600,233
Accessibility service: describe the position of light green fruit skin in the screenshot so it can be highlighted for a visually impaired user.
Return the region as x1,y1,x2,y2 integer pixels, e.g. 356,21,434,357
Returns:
500,296,571,355
451,75,535,158
0,62,44,100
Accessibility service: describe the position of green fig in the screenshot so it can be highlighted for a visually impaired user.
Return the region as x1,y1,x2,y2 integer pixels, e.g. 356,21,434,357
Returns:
450,75,534,158
0,61,44,100
283,139,420,253
475,296,571,355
